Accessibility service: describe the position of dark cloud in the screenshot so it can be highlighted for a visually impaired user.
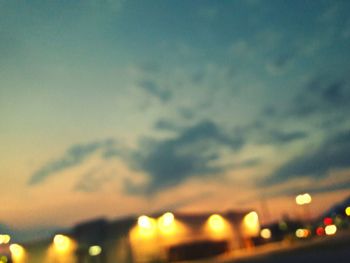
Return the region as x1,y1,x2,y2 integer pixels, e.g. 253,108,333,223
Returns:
74,167,114,193
264,130,308,144
127,120,245,194
139,80,172,102
29,139,117,185
178,107,195,119
263,130,350,185
292,78,350,117
154,119,181,132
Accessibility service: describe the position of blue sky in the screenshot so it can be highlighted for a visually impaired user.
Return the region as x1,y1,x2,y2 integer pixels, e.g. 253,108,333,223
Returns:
1,0,350,229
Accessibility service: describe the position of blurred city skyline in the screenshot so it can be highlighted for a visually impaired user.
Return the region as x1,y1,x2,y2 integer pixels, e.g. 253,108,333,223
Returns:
1,0,350,231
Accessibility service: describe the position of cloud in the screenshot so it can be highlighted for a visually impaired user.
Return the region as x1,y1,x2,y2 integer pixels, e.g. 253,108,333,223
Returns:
263,130,350,185
154,119,181,132
29,139,118,185
127,120,245,194
74,166,115,192
138,80,172,102
291,77,350,117
264,130,308,144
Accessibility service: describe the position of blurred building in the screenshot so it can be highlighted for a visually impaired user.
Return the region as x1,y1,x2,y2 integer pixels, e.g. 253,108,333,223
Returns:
13,210,260,263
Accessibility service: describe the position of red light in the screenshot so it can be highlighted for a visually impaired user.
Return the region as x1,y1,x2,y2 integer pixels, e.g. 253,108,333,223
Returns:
323,217,332,225
316,227,324,236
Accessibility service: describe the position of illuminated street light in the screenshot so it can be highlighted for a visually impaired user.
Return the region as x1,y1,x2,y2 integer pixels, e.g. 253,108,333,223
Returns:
9,244,25,261
295,193,312,205
137,215,156,230
89,245,102,256
208,214,225,232
53,234,72,252
158,212,175,228
243,211,260,237
345,206,350,216
325,224,337,235
295,228,310,238
260,228,271,239
0,234,11,244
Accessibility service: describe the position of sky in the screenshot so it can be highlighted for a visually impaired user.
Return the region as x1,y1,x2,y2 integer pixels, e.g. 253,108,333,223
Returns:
1,0,350,232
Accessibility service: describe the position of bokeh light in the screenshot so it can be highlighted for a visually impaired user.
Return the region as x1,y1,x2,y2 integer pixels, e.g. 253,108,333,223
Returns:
53,234,72,252
89,245,102,256
242,211,260,237
295,193,312,205
295,229,310,238
208,214,225,232
9,244,25,262
345,206,350,216
0,235,11,244
325,225,337,236
260,228,272,239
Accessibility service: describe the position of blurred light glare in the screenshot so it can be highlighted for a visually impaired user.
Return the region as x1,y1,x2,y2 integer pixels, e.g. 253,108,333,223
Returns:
323,217,333,225
243,211,260,237
260,228,271,239
9,244,25,261
303,193,312,204
53,234,71,252
208,214,225,232
316,226,324,236
138,215,154,229
160,212,174,227
88,245,102,256
0,234,11,244
296,193,312,205
325,224,337,235
295,228,309,238
0,255,8,263
345,206,350,216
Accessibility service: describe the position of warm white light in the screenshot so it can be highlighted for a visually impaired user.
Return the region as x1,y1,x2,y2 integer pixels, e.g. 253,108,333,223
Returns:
303,193,312,204
243,211,260,237
325,224,337,235
161,212,174,227
296,193,312,205
9,244,25,261
138,215,154,229
0,234,11,244
260,228,271,239
295,228,309,238
53,234,71,252
89,245,102,256
208,214,225,232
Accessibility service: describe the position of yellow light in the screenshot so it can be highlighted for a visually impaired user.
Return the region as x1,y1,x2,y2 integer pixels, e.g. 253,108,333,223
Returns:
296,193,312,205
244,211,258,225
295,228,309,238
295,195,304,205
303,193,312,204
88,245,102,256
345,207,350,216
53,234,71,252
158,212,176,235
260,228,271,239
0,234,11,244
161,212,175,227
325,224,337,235
242,211,260,237
136,215,157,238
0,255,8,263
9,244,25,261
208,214,225,232
138,215,154,229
